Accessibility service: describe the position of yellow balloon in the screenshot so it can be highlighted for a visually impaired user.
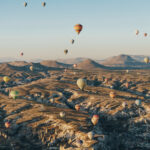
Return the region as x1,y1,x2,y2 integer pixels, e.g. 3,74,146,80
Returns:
3,76,11,83
30,66,33,71
144,57,149,64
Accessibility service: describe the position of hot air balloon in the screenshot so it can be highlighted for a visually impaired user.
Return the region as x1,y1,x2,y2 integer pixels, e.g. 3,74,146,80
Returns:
77,78,87,91
50,98,54,103
71,39,75,44
88,131,94,140
135,30,139,35
73,64,77,68
29,66,33,71
104,78,109,83
24,2,27,7
122,102,128,108
5,121,10,128
74,24,83,35
3,76,11,83
20,52,24,56
9,90,19,99
60,112,65,118
135,99,141,106
64,49,68,55
91,115,99,125
64,69,67,73
125,82,129,88
109,92,116,99
42,2,46,7
144,57,149,64
73,72,77,75
75,104,80,111
144,33,148,37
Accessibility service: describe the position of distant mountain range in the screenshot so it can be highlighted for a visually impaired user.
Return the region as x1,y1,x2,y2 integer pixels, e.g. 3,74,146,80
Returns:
57,57,88,64
0,54,149,70
101,54,145,67
40,60,71,68
0,57,43,63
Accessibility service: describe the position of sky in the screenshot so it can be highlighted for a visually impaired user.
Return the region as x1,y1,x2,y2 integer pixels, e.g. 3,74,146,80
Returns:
0,0,150,60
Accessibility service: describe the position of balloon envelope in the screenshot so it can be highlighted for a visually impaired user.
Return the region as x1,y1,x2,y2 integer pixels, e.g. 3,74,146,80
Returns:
71,39,75,44
122,102,128,108
50,98,54,103
109,92,116,98
3,76,11,83
24,2,27,7
42,2,46,7
60,112,65,118
73,64,77,68
135,30,139,35
144,33,148,37
30,66,33,71
74,24,83,35
144,57,149,64
125,82,129,88
64,49,68,55
5,122,10,128
75,104,80,111
88,131,94,140
135,99,141,106
91,115,99,125
9,90,19,99
77,78,87,90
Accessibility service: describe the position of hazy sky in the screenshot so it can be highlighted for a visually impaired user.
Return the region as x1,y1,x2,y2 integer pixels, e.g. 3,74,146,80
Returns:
0,0,150,60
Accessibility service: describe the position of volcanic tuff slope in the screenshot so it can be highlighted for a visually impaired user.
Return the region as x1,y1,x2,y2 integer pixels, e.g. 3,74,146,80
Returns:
0,62,149,149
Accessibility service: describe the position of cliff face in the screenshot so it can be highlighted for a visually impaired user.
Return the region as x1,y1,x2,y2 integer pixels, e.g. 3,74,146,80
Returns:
0,63,150,149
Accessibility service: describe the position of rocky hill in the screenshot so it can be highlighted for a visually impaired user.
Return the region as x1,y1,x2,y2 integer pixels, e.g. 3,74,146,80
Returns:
77,59,107,70
101,54,149,68
40,60,70,68
0,62,150,149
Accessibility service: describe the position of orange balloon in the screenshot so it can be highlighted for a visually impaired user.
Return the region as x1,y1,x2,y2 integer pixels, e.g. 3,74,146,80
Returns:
5,122,10,128
74,24,83,35
144,33,148,37
75,104,80,111
73,64,77,68
109,92,116,99
125,82,129,88
91,115,99,125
